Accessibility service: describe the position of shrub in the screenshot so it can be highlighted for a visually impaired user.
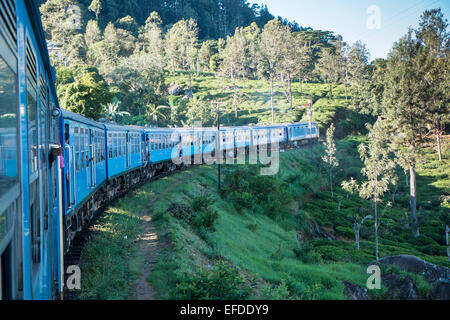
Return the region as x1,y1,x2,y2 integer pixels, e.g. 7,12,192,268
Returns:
191,194,215,213
190,194,219,232
173,261,251,300
336,226,354,239
167,203,194,223
293,242,322,264
260,279,291,300
192,209,219,232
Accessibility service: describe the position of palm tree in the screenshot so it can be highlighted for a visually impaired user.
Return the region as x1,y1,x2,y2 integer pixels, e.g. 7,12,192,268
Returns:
105,100,130,122
146,104,170,127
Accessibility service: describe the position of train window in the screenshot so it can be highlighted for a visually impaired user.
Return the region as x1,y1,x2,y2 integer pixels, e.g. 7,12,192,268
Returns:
108,133,112,159
113,133,117,158
118,133,122,157
74,126,80,172
81,128,86,170
0,34,19,199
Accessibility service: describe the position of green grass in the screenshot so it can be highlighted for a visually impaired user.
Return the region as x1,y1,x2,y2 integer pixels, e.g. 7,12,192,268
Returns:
79,135,449,300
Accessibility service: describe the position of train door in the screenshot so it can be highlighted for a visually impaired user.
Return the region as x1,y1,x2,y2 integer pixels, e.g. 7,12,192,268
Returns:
64,124,75,209
126,132,131,169
49,100,60,297
88,129,95,188
25,41,42,292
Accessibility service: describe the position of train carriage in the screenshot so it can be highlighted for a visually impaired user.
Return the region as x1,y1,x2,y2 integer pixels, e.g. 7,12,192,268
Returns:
62,110,107,215
145,128,179,165
0,0,63,300
287,122,320,143
234,126,252,150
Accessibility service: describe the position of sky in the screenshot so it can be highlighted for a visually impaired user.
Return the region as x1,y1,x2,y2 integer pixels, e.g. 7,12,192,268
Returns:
253,0,450,60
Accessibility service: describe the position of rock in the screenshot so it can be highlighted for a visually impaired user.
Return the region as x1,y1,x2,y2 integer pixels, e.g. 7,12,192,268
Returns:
183,90,193,99
434,281,450,300
312,223,336,241
168,84,182,96
376,255,450,299
381,274,419,300
377,255,450,286
343,281,371,300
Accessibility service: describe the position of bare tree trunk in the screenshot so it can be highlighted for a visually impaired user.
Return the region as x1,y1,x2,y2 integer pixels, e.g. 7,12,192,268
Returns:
271,75,274,124
354,223,360,250
288,73,293,110
374,199,379,262
446,225,449,261
410,167,420,238
188,68,192,93
436,123,442,161
330,168,334,198
338,198,342,211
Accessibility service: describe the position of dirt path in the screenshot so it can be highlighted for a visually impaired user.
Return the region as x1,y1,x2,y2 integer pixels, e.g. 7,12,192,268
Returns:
135,215,160,300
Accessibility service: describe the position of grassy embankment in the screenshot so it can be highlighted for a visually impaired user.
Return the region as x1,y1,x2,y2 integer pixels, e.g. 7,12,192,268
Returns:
77,136,449,300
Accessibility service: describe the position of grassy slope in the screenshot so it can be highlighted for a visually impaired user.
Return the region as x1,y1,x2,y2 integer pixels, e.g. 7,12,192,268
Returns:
166,73,355,131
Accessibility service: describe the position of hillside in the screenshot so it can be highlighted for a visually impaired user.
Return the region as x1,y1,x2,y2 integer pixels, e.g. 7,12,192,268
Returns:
77,138,450,300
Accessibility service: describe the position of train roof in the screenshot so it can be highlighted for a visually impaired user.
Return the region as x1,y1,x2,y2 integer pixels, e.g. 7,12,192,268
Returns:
104,123,143,133
61,109,104,129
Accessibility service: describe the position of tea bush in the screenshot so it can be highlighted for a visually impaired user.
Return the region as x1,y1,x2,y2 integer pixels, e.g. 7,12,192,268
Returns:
173,261,251,300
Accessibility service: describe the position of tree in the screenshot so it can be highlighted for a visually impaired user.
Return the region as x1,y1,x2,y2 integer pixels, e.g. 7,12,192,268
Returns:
322,124,339,198
146,104,170,126
342,179,373,250
260,20,291,123
347,41,370,101
353,213,373,251
59,71,113,120
39,0,83,65
342,177,358,200
104,98,130,122
88,0,102,20
165,19,199,92
186,96,216,127
416,9,450,161
140,11,166,70
85,20,102,48
383,30,429,238
316,35,346,99
108,52,167,117
358,120,397,261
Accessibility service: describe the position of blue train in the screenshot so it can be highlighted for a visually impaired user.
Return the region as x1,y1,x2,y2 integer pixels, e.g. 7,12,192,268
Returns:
0,0,320,300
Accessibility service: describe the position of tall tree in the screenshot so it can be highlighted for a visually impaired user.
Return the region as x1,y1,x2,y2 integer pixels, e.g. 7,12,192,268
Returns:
358,120,397,261
322,124,339,198
88,0,102,20
383,30,428,238
416,9,450,161
316,36,346,99
165,19,199,93
347,41,370,101
260,19,291,123
39,0,82,65
140,11,166,69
